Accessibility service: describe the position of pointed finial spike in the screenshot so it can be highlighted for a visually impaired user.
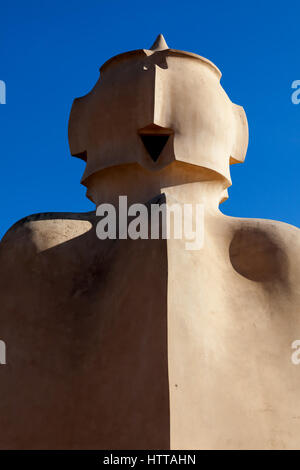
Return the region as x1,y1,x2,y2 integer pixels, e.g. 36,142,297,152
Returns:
150,34,169,51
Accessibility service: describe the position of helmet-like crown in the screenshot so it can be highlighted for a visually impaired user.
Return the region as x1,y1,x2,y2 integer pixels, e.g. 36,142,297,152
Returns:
69,34,248,187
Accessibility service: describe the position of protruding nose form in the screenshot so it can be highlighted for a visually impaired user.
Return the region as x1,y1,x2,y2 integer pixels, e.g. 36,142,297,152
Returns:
138,124,173,162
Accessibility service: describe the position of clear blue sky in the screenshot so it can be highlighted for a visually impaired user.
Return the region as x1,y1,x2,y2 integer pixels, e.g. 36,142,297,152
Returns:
1,0,299,237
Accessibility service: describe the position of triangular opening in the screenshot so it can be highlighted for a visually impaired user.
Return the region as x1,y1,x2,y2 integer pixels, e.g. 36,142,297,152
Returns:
140,134,169,162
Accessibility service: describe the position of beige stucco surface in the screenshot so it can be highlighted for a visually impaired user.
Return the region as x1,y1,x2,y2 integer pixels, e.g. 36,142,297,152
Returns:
0,35,300,449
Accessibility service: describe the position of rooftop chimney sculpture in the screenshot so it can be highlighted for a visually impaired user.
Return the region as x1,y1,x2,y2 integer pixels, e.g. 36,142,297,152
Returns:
0,35,300,450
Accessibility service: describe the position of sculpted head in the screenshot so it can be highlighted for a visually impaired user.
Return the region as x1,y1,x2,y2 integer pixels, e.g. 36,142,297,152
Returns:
68,34,248,205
